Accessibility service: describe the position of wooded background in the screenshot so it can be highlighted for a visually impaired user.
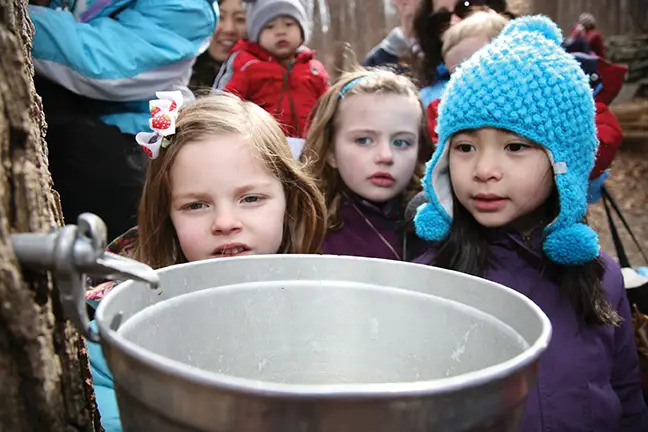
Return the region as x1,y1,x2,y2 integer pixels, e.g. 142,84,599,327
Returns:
306,0,648,75
0,1,645,430
532,0,648,36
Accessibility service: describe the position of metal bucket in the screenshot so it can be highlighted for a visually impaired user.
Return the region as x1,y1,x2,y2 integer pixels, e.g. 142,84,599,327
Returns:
95,255,551,431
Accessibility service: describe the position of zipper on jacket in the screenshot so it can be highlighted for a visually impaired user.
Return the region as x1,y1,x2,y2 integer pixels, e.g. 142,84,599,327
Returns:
286,60,301,137
522,233,534,249
275,59,301,137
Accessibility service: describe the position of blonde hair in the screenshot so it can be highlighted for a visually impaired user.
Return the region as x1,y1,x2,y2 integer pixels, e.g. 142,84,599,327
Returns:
578,12,596,29
442,11,509,58
301,68,431,231
135,93,326,268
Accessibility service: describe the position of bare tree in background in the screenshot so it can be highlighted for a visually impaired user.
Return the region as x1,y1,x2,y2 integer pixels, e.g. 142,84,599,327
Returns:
530,0,645,35
0,1,101,430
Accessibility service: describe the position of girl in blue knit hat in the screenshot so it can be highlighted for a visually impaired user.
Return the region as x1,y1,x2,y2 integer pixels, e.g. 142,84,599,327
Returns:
414,16,648,430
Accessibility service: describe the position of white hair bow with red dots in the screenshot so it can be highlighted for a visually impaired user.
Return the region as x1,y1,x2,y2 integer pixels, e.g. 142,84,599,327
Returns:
135,91,184,159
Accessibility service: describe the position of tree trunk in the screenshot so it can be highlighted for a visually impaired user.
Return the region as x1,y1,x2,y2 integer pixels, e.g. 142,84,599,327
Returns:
0,1,102,431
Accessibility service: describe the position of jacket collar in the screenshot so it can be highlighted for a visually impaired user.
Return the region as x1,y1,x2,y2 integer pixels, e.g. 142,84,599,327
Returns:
234,40,315,63
343,192,402,224
486,225,547,263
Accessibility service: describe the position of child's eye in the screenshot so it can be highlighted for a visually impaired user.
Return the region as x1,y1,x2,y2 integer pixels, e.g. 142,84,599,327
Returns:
454,144,475,152
355,137,371,145
241,195,264,204
183,202,206,211
393,139,412,148
505,143,529,152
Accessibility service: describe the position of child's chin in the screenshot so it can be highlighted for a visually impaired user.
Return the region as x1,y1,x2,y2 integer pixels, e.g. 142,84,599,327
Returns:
471,212,511,228
273,47,295,57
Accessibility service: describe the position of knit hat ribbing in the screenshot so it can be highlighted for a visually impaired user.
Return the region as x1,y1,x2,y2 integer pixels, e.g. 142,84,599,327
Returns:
414,16,600,265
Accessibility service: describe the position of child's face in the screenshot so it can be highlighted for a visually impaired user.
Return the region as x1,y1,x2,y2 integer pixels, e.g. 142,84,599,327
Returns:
258,16,302,60
444,35,490,74
329,93,421,203
169,134,286,261
449,128,554,232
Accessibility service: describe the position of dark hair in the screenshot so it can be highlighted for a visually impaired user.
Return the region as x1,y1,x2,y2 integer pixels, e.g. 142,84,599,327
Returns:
436,190,621,327
454,0,508,18
412,2,450,87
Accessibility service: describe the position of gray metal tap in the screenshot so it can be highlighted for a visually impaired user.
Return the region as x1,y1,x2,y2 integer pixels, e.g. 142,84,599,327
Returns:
10,213,159,342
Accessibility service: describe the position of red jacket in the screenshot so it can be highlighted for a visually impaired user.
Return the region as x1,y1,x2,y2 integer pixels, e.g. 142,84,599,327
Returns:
570,27,606,58
591,101,623,179
215,40,329,138
426,98,441,146
426,99,622,180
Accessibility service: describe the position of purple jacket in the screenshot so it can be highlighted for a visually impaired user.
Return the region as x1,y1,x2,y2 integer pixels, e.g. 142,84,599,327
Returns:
415,228,648,431
322,195,429,261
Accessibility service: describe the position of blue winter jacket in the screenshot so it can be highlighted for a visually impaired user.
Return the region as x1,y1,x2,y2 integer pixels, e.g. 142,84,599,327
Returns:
419,64,450,108
87,321,121,431
28,0,218,135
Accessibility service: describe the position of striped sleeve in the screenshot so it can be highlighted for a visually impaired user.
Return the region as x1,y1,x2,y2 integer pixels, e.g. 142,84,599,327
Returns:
213,51,240,90
212,51,250,98
29,1,217,101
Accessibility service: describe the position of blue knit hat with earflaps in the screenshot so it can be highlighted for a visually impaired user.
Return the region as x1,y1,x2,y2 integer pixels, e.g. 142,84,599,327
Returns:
414,15,600,265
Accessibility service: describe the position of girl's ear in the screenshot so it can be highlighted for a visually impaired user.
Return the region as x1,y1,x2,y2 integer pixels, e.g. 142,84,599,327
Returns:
326,150,338,168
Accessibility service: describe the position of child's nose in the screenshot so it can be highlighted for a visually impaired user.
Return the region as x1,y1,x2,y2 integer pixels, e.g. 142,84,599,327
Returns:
210,208,242,234
374,142,395,164
474,151,503,181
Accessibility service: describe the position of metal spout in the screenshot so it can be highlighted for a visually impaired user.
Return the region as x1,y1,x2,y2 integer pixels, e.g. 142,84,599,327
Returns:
10,213,159,342
91,252,159,290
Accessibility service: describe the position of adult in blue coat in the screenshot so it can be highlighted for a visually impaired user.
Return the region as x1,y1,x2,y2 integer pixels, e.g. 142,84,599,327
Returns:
28,0,217,239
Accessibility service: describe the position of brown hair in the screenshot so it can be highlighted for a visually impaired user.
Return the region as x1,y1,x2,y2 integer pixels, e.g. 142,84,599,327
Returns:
135,93,326,268
301,68,431,231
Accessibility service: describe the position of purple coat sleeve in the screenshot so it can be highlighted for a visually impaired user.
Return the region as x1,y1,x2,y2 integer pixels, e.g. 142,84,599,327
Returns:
606,258,648,430
412,247,436,265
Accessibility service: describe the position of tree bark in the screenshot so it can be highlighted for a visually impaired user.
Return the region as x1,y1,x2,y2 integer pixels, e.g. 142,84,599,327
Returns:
0,1,101,430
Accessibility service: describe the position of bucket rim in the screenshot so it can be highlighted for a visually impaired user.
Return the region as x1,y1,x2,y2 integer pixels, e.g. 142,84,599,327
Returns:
96,254,552,398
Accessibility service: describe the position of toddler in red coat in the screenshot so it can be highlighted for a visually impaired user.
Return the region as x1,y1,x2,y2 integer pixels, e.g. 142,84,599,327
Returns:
215,0,329,152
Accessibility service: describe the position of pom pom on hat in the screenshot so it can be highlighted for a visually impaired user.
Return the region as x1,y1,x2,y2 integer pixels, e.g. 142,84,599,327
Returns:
544,223,600,265
414,196,452,242
499,15,563,45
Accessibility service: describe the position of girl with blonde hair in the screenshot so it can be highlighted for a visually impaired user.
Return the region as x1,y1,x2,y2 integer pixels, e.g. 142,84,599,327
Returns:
301,69,432,261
